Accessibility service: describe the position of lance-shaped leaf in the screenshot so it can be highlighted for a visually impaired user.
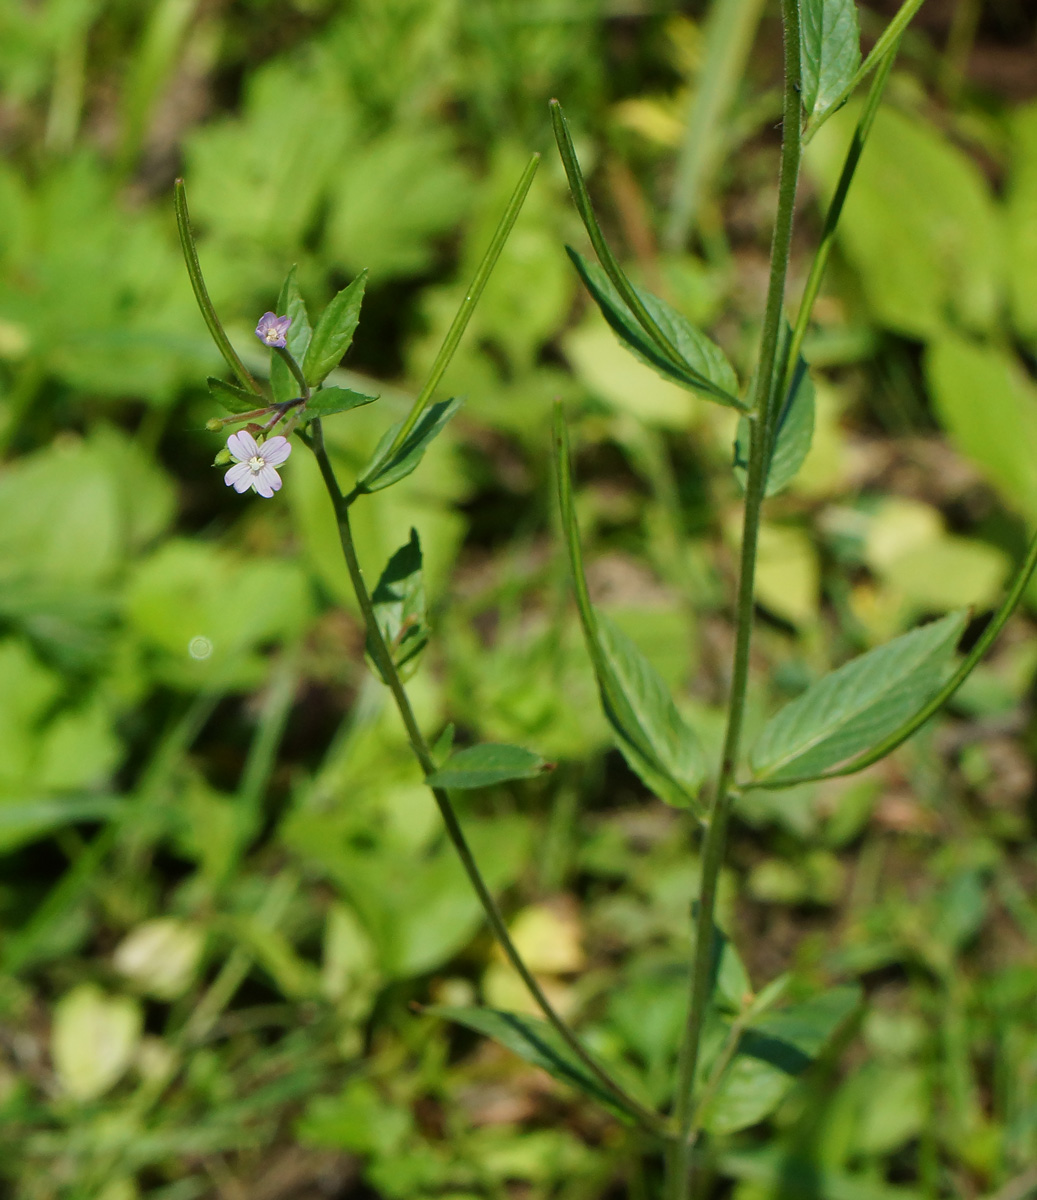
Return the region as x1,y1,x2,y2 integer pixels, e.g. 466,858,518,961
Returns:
304,270,367,388
734,324,816,497
367,529,429,682
703,984,861,1134
270,266,312,404
555,408,705,814
359,397,461,493
799,0,861,121
208,377,263,415
427,1005,644,1123
425,744,551,790
595,613,707,811
751,610,968,784
568,249,742,408
302,386,378,420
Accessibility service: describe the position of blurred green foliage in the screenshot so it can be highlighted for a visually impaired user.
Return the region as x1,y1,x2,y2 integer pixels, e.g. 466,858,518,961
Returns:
0,0,1036,1198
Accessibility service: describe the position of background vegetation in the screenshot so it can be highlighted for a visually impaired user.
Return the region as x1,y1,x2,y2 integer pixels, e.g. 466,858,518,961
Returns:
0,1,1036,1197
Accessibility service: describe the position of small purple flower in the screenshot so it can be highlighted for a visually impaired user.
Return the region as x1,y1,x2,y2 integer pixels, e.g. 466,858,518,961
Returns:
255,311,292,349
224,431,291,498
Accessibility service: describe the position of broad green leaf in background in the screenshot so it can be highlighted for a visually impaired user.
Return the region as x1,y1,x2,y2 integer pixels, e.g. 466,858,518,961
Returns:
799,0,861,121
270,265,312,403
367,529,429,681
359,397,462,493
425,744,550,790
566,249,741,407
302,386,378,420
303,270,367,387
1007,102,1037,342
428,1006,642,1122
208,376,262,415
751,610,968,783
925,336,1037,522
704,985,861,1134
595,612,707,811
805,105,1002,338
288,811,531,978
126,540,312,689
51,984,143,1102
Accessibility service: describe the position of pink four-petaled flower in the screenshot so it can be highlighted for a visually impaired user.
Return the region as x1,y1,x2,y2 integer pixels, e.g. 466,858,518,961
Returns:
255,311,292,348
224,431,291,498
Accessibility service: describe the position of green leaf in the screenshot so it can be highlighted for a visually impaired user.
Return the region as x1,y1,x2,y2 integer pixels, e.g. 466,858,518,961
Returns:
925,336,1037,522
751,610,968,784
735,325,816,497
799,0,861,121
302,386,378,420
705,985,861,1134
554,408,705,814
427,1006,639,1122
595,612,706,810
425,744,550,790
303,270,367,388
208,377,262,415
270,265,312,404
367,529,429,682
567,248,741,408
359,397,461,493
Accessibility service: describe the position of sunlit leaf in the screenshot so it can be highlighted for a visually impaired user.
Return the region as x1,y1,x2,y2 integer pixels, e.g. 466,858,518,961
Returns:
799,0,861,121
302,386,378,420
425,744,550,790
751,610,968,783
359,398,461,493
304,270,367,388
567,249,741,408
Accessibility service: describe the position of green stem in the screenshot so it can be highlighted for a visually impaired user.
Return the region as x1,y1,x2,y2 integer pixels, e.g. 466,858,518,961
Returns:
300,420,666,1138
669,1,803,1194
804,0,926,143
387,153,540,456
785,39,899,390
174,178,263,396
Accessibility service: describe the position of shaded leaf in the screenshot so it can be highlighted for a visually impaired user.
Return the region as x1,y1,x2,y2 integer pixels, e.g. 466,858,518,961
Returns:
567,249,741,408
425,744,549,790
735,326,816,497
555,409,705,814
302,386,378,420
367,529,429,682
303,270,367,387
208,376,262,415
359,397,461,493
270,265,312,403
591,609,705,812
800,0,861,121
705,985,861,1134
751,610,968,783
427,1005,639,1122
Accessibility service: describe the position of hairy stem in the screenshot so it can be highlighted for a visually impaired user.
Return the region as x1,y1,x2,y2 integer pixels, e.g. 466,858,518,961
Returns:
301,420,666,1138
668,1,803,1194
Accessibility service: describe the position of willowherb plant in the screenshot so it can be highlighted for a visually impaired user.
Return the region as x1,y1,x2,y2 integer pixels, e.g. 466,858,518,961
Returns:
176,0,1037,1194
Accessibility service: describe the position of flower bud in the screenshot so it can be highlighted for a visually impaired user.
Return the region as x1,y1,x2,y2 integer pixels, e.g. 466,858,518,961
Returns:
214,448,233,466
206,417,224,432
